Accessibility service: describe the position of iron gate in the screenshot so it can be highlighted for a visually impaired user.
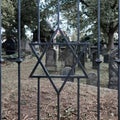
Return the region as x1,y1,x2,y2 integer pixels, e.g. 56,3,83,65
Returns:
0,0,120,120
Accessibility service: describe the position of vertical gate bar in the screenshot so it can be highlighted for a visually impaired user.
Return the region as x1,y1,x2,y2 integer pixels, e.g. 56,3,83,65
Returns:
17,0,22,120
77,0,80,41
57,0,60,29
0,0,2,119
118,0,120,119
57,1,60,119
18,61,21,120
37,0,40,119
57,93,60,120
77,78,80,120
37,0,40,43
97,0,101,55
18,0,21,57
37,78,40,120
97,0,101,120
77,0,80,119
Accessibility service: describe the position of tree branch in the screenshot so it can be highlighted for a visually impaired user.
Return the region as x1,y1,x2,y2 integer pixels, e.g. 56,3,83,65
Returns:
111,0,117,9
113,23,118,33
80,0,89,7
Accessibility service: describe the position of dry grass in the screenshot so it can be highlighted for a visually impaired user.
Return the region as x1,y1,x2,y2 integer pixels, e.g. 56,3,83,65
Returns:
1,55,118,120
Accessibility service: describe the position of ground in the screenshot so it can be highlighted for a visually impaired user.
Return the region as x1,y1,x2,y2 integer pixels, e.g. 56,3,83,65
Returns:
1,56,118,120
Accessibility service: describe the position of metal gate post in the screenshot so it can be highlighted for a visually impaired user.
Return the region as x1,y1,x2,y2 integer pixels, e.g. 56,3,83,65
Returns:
0,0,2,119
36,0,41,119
17,0,22,120
117,0,120,119
96,0,102,120
77,0,80,119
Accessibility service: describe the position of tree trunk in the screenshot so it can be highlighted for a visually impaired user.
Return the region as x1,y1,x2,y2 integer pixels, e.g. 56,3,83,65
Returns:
107,32,114,51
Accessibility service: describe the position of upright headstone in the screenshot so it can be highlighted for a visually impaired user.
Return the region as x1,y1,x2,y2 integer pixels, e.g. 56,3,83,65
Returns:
58,46,66,61
78,51,85,68
45,48,57,71
86,72,97,86
64,47,74,67
61,66,74,82
77,44,84,67
108,49,118,89
2,37,17,55
103,54,109,63
91,46,98,69
102,48,109,63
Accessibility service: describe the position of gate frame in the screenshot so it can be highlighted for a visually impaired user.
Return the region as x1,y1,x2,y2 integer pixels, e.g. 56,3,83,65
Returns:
0,0,120,120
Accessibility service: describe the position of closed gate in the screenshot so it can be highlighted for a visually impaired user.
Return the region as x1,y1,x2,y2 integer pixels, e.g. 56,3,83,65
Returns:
0,0,120,120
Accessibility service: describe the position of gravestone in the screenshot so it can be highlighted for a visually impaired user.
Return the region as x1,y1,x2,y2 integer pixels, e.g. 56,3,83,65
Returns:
108,49,118,89
25,40,32,54
45,48,57,71
61,66,74,82
58,46,66,61
86,72,97,86
102,48,109,63
64,47,74,67
78,51,85,68
91,46,98,69
2,37,17,55
77,44,85,67
103,54,109,63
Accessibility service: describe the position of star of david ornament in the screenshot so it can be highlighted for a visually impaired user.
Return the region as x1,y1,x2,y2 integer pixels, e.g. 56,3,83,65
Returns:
29,28,88,92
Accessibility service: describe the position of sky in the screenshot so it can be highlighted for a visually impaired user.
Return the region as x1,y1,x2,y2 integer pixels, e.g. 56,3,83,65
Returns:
1,28,5,32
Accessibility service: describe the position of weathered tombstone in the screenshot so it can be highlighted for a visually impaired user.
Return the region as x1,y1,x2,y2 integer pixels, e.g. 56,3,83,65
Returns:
108,49,118,89
86,72,97,86
2,37,17,55
91,46,98,69
58,46,66,61
78,51,85,68
61,66,74,82
102,48,109,63
64,47,74,67
77,42,90,68
103,54,109,63
45,48,57,71
25,40,32,54
77,44,85,67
